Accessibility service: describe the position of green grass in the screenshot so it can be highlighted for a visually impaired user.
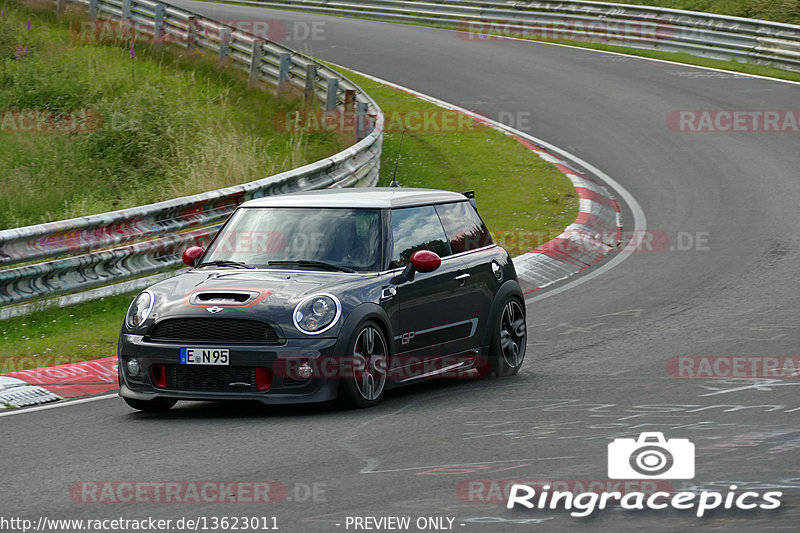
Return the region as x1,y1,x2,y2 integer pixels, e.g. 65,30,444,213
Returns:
339,68,577,251
0,293,131,373
0,0,346,230
615,0,800,24
0,67,578,368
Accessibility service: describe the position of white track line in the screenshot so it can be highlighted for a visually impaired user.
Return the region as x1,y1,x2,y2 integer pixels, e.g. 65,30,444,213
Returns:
337,67,647,303
0,392,117,418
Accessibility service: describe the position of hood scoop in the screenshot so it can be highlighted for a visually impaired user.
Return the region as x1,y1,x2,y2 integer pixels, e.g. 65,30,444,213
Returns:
189,290,256,307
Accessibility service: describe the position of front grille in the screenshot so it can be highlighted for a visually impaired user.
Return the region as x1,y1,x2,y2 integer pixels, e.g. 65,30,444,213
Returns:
164,365,257,392
149,318,282,344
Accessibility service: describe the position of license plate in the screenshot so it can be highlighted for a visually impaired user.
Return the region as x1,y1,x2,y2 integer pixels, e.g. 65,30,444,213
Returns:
180,348,230,365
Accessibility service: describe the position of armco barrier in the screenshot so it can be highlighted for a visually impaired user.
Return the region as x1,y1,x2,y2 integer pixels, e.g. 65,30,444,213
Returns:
0,0,383,311
222,0,800,71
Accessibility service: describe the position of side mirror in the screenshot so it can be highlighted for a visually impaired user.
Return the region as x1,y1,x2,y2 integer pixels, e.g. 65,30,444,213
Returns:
392,250,441,285
182,246,205,267
411,250,441,273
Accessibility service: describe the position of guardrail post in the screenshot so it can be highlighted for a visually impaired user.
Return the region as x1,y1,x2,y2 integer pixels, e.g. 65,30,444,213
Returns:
56,0,64,13
187,16,198,50
304,64,317,103
249,40,264,87
356,101,369,141
277,53,291,94
219,29,231,63
89,0,98,19
153,4,166,47
325,78,339,111
122,0,131,20
344,89,356,113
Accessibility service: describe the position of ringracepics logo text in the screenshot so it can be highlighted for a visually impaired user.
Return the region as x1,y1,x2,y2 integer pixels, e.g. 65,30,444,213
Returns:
506,432,782,517
506,483,781,517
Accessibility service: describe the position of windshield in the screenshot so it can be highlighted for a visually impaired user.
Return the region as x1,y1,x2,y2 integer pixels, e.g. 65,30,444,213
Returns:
202,207,383,272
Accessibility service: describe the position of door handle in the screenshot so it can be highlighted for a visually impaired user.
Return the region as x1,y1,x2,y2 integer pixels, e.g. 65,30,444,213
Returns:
454,273,470,286
381,287,397,300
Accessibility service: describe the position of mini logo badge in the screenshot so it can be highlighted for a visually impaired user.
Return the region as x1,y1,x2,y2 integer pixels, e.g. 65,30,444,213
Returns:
206,306,223,314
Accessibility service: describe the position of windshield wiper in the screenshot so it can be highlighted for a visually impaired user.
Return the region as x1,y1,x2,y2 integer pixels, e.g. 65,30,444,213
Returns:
268,260,355,273
195,260,254,269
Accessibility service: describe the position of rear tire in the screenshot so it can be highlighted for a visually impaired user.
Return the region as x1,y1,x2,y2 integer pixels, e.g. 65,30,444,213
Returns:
123,396,177,412
337,321,389,409
488,297,527,377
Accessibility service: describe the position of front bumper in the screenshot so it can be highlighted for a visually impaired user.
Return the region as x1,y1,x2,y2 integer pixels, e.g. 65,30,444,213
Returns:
118,334,341,404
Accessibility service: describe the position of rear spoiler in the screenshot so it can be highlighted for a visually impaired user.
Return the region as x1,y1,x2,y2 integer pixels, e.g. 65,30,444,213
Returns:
462,190,477,210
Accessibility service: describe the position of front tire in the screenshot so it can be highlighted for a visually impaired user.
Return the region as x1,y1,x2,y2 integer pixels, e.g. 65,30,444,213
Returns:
337,321,389,408
488,297,527,376
123,396,177,412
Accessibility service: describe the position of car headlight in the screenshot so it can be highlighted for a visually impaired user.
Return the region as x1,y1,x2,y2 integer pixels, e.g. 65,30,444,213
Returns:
293,293,341,335
125,291,154,330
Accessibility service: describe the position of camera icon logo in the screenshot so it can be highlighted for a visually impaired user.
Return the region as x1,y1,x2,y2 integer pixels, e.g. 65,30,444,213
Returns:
608,432,695,479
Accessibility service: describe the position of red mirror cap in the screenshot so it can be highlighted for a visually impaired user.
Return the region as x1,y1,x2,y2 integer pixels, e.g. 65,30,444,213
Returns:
182,246,205,267
410,250,441,273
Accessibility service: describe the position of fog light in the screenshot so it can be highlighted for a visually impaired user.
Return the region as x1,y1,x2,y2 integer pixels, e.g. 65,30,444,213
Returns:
297,363,313,379
126,358,141,377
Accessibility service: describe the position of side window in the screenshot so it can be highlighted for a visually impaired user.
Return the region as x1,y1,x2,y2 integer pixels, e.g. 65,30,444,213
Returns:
389,206,451,269
434,201,494,254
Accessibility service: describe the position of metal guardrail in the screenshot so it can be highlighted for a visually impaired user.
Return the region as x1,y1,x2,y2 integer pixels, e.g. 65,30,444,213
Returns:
224,0,800,71
0,0,384,310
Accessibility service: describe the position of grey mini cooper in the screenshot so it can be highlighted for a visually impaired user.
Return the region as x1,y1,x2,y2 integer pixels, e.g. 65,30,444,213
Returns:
118,188,527,411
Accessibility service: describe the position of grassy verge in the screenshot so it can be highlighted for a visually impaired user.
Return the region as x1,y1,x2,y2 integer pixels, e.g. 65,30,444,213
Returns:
0,294,130,373
612,0,800,25
338,67,577,250
0,67,578,369
0,0,345,230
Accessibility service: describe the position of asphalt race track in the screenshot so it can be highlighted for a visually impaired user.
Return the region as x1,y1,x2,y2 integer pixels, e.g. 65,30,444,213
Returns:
2,3,799,531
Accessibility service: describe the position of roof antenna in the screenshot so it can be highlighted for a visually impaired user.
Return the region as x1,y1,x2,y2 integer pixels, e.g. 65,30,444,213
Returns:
389,130,405,188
